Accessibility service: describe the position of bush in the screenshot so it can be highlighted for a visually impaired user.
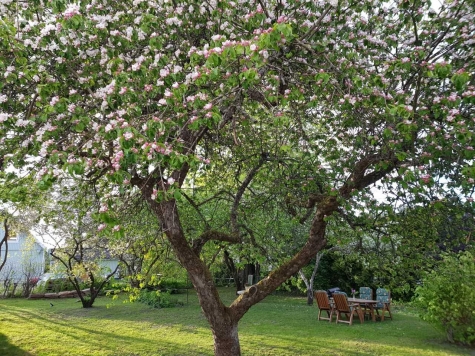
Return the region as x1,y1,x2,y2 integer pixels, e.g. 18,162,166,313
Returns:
102,279,127,292
157,278,189,293
45,278,75,293
136,290,181,308
414,250,475,346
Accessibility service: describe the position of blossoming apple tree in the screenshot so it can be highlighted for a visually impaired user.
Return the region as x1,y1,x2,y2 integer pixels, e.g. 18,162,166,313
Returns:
1,0,474,354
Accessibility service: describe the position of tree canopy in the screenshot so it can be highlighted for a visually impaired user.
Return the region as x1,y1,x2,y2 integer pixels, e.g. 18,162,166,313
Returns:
1,0,474,354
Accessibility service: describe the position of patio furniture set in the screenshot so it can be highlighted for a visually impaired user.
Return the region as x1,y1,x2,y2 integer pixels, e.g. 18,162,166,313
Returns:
315,287,392,325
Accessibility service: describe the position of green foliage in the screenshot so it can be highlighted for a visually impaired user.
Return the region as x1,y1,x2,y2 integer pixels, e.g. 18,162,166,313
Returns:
45,278,75,293
136,289,180,309
102,279,127,292
415,250,475,346
2,0,475,351
158,277,189,292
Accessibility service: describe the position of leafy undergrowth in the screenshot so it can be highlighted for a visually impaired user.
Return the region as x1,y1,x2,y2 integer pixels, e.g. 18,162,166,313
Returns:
0,288,472,356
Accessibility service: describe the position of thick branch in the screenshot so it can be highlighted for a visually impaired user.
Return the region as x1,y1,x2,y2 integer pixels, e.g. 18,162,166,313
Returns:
192,230,241,256
340,153,401,198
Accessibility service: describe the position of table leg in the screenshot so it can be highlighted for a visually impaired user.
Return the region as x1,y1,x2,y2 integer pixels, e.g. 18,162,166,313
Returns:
357,307,364,323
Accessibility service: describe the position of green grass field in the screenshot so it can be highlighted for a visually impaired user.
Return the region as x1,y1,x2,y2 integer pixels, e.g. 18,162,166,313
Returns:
0,288,473,356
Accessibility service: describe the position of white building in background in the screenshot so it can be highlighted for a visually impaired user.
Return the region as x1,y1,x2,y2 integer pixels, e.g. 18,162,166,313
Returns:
0,228,49,283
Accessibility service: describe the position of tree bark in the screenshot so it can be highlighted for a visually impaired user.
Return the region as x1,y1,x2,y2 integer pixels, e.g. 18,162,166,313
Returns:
212,321,241,356
0,219,10,273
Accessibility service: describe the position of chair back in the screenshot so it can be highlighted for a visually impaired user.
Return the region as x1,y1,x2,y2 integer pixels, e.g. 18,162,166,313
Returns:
314,290,331,310
359,287,373,300
376,288,390,308
333,292,350,313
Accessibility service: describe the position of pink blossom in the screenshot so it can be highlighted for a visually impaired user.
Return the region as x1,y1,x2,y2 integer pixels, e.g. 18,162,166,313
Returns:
67,103,76,113
63,4,81,19
50,96,60,106
421,174,431,184
123,132,134,140
99,204,108,213
151,188,158,200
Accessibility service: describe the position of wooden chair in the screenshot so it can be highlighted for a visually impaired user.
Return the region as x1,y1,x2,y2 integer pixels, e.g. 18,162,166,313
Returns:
375,288,393,321
359,287,374,320
314,290,335,322
333,292,364,325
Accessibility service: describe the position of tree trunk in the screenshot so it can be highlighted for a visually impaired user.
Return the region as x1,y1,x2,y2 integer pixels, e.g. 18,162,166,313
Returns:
129,278,140,289
151,200,244,354
223,250,244,292
148,195,337,356
82,298,94,308
212,322,241,356
307,289,313,306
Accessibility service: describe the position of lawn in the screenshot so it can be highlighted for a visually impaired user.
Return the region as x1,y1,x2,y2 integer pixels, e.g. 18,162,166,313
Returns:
0,288,472,356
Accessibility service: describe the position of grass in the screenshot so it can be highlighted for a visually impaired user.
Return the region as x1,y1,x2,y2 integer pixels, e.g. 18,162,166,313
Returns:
0,288,473,356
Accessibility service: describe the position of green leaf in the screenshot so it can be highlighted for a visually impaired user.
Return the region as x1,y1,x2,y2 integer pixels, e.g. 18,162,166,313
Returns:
434,63,452,79
207,53,221,68
451,72,470,91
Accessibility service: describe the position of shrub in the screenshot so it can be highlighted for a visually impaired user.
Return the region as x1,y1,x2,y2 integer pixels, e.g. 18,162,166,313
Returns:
136,290,181,308
45,278,75,293
414,250,475,346
157,278,189,293
102,279,127,292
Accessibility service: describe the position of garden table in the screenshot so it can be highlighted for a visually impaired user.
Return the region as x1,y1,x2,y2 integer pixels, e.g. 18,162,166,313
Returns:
348,297,378,322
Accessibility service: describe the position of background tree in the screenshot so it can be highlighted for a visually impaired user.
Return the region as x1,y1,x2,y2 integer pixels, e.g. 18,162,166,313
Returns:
312,198,475,301
1,173,43,274
415,250,475,346
110,203,169,289
1,1,474,354
38,185,119,308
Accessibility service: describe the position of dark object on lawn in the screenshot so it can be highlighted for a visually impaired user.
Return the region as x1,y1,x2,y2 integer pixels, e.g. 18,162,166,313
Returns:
50,303,54,307
327,287,342,298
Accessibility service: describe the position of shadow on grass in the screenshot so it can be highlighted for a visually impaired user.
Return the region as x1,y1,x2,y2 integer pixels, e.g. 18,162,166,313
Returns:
49,293,475,356
3,291,473,356
6,307,212,356
0,333,32,356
